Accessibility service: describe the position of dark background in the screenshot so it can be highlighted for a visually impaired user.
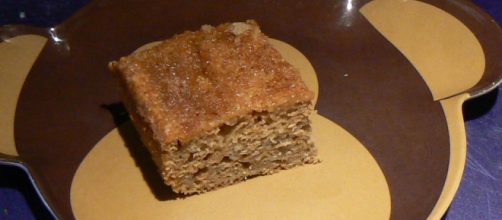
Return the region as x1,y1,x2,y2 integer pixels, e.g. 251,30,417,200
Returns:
0,0,501,219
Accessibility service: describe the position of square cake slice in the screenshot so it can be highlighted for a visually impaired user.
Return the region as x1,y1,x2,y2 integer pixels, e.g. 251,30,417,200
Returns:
109,20,318,194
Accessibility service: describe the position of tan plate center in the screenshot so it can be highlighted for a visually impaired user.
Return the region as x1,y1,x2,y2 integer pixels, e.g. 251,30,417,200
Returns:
70,40,391,220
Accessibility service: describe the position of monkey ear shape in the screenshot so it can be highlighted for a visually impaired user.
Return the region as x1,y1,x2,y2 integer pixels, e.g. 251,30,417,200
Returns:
361,0,485,101
0,35,47,157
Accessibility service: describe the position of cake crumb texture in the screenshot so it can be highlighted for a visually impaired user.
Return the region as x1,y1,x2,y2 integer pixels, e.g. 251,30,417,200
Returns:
110,20,317,194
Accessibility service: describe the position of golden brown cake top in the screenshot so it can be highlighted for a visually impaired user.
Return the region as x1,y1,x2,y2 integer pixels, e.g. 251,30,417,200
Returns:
110,20,313,144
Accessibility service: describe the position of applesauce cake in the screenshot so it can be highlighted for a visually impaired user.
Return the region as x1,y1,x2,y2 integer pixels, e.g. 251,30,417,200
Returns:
109,20,318,194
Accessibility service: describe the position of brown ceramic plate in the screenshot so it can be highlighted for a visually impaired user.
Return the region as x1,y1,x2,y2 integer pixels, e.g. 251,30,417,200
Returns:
1,0,502,219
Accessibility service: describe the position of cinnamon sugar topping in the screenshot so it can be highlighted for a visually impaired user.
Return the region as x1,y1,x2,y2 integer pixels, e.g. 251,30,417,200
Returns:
110,20,313,144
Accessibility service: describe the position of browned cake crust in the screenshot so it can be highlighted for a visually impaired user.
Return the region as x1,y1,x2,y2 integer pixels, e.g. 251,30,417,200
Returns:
110,20,317,194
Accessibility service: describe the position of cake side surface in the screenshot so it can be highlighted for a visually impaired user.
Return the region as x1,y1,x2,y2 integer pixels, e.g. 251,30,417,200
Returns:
164,102,316,194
